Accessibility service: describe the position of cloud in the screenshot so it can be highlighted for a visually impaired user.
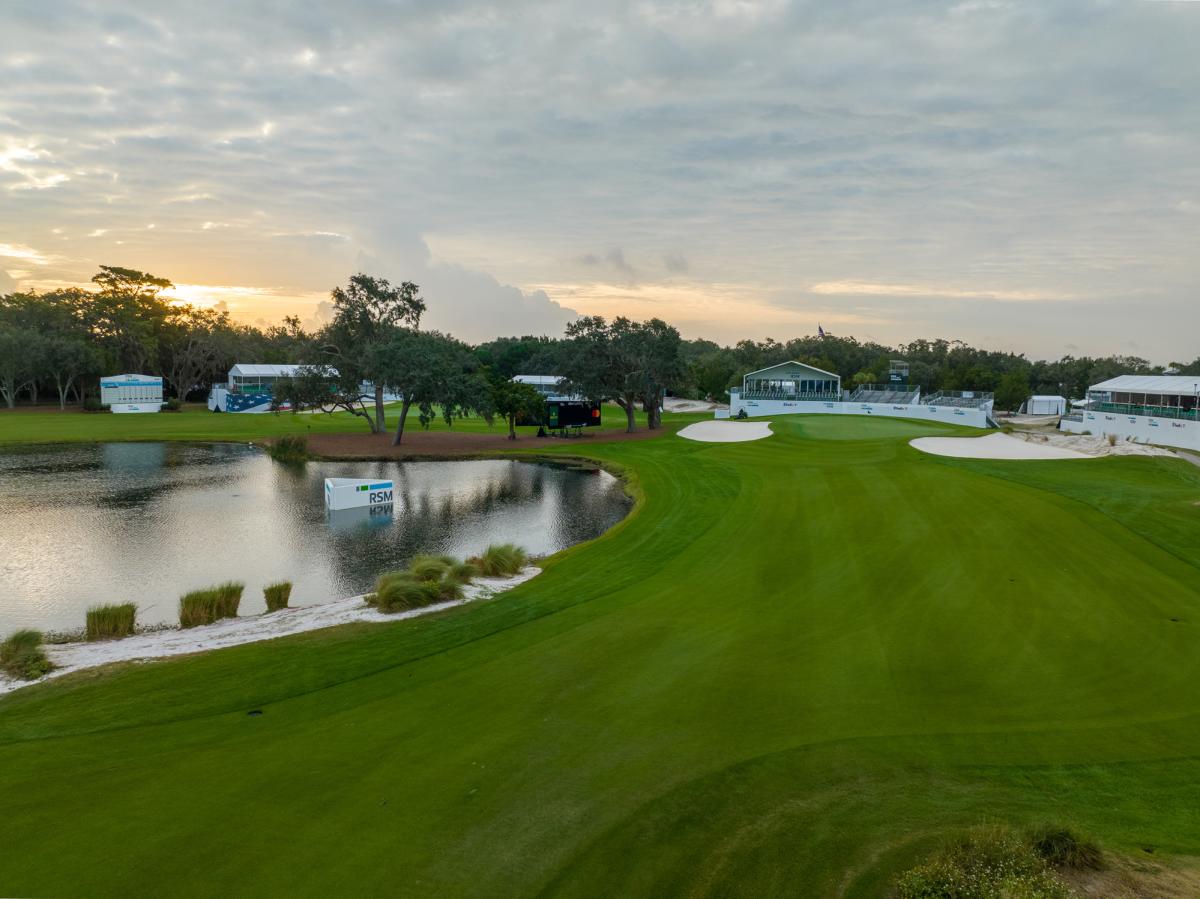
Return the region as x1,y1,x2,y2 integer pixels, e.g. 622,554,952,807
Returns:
809,280,1076,302
663,253,689,273
0,0,1196,358
0,242,53,265
0,269,14,294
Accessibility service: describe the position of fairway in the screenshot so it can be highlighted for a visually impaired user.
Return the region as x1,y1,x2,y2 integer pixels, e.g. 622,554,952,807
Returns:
1,415,1199,896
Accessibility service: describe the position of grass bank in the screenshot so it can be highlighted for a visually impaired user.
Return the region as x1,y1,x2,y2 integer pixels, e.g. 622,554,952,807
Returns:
1,415,1198,896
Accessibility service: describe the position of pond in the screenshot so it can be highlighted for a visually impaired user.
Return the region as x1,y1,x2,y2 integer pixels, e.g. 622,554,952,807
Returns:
0,443,632,632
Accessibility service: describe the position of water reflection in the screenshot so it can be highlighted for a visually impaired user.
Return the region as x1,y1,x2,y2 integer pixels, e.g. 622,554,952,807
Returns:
0,444,630,631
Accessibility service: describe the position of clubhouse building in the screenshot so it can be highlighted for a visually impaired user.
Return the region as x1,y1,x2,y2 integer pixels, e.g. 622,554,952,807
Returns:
722,361,995,429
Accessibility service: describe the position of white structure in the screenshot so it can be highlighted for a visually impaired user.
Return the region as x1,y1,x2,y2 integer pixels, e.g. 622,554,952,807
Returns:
725,360,995,429
208,363,395,413
1026,395,1067,416
511,374,583,401
1060,374,1200,452
324,478,395,511
99,374,163,413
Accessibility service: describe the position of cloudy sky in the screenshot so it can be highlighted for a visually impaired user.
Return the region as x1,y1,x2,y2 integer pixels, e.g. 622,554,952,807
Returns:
1,0,1197,361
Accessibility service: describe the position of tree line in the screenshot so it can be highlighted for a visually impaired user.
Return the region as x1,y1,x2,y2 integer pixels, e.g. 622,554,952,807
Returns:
2,265,1197,425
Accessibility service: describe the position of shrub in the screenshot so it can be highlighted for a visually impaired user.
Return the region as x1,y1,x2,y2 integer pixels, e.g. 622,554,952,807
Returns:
1,630,52,681
408,554,455,582
468,544,529,578
367,573,442,613
1106,433,1117,447
1030,826,1103,871
447,560,478,585
82,397,106,413
179,582,243,628
263,581,293,612
266,435,308,463
896,824,1075,899
163,397,183,412
86,603,137,640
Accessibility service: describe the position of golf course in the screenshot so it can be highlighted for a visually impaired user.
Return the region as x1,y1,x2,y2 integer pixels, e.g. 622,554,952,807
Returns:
1,412,1199,896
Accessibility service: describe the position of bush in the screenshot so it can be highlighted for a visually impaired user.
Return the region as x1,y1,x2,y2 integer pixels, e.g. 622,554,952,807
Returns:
82,397,106,413
447,560,478,585
468,544,529,578
1030,826,1103,871
86,603,137,640
367,573,442,613
1,630,52,681
266,435,308,463
163,397,183,412
1106,433,1117,447
179,582,243,628
896,825,1075,899
263,581,292,612
408,554,455,582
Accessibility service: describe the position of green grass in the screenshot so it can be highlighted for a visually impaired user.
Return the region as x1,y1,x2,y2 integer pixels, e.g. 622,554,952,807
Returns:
1,414,1199,897
262,582,292,613
0,401,654,445
85,603,137,641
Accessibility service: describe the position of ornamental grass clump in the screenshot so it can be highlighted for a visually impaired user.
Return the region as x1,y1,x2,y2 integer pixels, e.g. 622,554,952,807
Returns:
263,581,293,612
266,435,308,464
86,603,137,641
408,554,456,582
366,572,442,613
1,629,52,681
468,544,529,578
1030,826,1103,871
179,582,243,628
895,824,1076,899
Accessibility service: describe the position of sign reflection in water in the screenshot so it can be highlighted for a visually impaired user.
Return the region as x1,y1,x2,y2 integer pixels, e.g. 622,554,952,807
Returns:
0,443,631,631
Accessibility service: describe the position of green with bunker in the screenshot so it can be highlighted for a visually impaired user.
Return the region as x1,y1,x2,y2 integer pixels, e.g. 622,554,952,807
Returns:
0,413,1198,896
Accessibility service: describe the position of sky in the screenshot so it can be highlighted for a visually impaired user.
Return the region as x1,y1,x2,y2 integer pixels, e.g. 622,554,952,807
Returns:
1,0,1197,362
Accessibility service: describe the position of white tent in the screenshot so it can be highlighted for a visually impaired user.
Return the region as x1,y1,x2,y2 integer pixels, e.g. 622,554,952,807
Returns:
1026,395,1067,416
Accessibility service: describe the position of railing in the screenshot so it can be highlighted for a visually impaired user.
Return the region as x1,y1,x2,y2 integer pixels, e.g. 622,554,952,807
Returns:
738,390,841,401
921,390,993,409
1089,402,1198,421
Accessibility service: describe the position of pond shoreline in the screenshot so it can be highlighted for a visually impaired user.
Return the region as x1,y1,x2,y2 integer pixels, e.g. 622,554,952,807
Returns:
0,567,542,696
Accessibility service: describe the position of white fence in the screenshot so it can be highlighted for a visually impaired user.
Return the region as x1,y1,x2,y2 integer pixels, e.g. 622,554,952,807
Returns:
727,397,991,429
1061,411,1200,452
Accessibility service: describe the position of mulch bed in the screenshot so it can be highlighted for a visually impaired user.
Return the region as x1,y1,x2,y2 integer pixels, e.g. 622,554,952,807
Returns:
305,426,663,459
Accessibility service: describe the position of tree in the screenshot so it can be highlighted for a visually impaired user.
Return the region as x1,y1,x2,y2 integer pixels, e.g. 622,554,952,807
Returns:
322,274,425,432
159,306,231,400
272,364,379,428
41,336,97,410
630,318,683,429
88,266,175,372
0,328,43,408
995,367,1031,412
560,316,682,432
489,380,546,439
370,329,489,445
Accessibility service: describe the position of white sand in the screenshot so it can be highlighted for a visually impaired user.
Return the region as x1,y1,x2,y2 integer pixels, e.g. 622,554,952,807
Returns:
678,420,773,443
664,397,725,413
1012,431,1175,457
910,433,1090,460
0,567,541,697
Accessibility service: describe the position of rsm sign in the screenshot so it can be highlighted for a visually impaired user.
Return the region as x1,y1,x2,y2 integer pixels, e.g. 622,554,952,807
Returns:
325,478,396,511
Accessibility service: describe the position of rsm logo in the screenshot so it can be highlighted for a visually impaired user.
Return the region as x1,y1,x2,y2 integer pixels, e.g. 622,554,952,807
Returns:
369,489,394,504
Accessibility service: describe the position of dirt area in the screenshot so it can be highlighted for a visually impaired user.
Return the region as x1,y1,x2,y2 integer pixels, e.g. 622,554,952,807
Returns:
1061,853,1200,897
304,426,663,459
1008,430,1177,458
664,397,726,413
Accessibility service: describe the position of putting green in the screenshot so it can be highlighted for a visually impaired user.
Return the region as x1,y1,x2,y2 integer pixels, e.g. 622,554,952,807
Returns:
1,415,1198,897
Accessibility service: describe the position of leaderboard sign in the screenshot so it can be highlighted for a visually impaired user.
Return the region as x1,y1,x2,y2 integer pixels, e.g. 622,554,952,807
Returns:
546,400,602,429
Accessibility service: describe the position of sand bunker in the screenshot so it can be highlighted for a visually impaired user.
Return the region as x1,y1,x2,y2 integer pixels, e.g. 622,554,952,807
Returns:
910,433,1090,460
678,420,773,443
0,568,540,696
664,397,725,413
